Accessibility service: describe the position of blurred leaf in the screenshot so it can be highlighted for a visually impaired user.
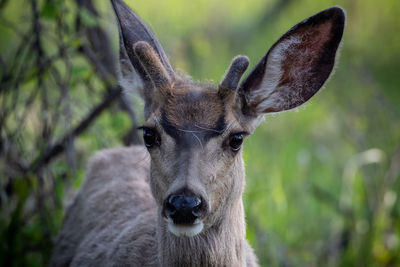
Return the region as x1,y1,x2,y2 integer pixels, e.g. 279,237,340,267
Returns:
71,64,91,80
13,177,29,202
79,8,97,27
41,1,59,21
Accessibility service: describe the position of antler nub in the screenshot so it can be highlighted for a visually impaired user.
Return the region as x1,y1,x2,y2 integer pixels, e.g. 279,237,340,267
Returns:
133,41,171,90
219,56,250,97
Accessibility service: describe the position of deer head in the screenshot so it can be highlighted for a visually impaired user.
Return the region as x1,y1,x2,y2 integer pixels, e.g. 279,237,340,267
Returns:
113,0,345,237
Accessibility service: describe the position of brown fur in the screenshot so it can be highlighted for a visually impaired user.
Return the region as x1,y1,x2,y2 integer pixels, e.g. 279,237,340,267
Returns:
51,147,158,266
164,85,224,130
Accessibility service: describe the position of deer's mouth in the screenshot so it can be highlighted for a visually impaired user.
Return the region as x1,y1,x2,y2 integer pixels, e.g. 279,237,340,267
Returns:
166,217,204,237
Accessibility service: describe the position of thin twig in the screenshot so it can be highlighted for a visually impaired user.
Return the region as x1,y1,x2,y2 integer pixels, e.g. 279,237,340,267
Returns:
28,86,122,173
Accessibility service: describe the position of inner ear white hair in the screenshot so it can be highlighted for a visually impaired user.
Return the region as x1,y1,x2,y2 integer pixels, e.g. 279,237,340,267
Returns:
239,7,346,116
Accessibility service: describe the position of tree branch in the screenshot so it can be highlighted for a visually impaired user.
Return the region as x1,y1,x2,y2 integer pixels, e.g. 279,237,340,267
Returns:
28,86,122,173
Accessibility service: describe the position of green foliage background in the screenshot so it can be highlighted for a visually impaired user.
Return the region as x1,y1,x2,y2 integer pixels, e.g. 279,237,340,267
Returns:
0,0,399,266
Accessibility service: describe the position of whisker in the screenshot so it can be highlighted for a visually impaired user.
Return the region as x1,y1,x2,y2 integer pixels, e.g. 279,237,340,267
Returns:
176,128,203,133
192,133,203,150
221,121,234,138
194,124,223,133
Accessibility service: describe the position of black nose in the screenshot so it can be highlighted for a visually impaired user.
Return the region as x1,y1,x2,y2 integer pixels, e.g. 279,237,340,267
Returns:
165,194,202,224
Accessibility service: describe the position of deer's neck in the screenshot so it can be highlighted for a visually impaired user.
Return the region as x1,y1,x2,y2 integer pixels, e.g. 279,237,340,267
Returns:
157,198,247,266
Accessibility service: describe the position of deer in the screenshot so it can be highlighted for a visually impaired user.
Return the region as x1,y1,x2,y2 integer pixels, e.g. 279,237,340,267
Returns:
50,0,345,266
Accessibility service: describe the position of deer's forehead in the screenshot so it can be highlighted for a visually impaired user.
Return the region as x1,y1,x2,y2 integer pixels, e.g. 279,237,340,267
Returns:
164,88,224,128
157,87,228,143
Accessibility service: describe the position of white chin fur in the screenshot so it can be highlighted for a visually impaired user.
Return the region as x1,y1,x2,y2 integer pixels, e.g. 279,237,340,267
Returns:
167,220,204,237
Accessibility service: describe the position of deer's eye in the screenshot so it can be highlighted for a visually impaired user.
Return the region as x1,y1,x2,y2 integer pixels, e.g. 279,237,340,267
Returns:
141,127,159,148
229,133,244,151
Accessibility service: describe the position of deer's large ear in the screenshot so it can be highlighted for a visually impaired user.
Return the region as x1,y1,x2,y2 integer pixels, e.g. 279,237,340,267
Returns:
112,0,174,116
239,7,345,116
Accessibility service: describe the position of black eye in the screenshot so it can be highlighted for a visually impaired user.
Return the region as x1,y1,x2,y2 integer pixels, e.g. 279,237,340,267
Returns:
229,133,244,151
142,128,159,148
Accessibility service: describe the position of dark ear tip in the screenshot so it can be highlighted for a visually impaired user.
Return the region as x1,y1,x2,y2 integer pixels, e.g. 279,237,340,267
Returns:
230,55,250,75
329,6,346,15
232,55,250,71
324,6,346,24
